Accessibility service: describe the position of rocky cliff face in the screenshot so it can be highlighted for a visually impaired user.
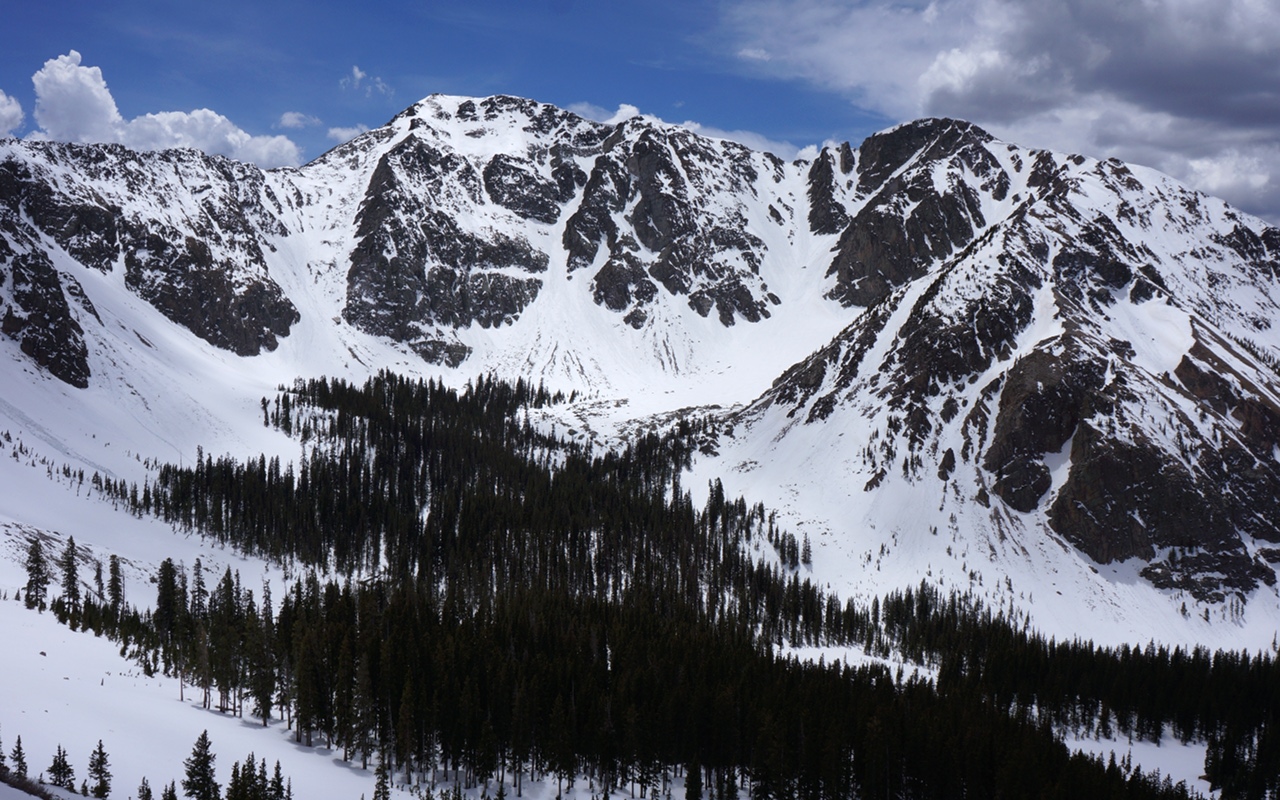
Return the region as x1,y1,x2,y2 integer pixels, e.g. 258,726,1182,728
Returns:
742,141,1280,603
564,119,778,328
824,119,1005,308
0,99,1027,384
0,140,298,383
334,95,794,354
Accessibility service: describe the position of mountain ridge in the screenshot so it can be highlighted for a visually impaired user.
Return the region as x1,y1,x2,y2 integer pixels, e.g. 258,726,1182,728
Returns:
3,92,1280,646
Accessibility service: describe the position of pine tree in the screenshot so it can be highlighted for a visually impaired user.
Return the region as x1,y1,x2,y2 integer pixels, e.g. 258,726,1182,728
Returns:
24,539,50,609
162,781,179,800
685,762,702,800
88,739,111,798
269,761,286,800
108,554,125,611
10,735,27,779
181,731,219,800
250,586,276,726
60,537,81,612
49,743,75,790
190,559,208,621
372,759,391,800
138,776,154,800
0,728,7,777
256,759,269,800
155,559,179,629
208,568,241,714
224,762,241,800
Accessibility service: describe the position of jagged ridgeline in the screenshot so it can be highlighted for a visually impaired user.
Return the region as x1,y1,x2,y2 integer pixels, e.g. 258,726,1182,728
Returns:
8,95,1280,608
70,372,1275,798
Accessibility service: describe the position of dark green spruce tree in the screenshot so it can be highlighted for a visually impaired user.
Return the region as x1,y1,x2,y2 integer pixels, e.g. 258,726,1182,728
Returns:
59,537,80,613
88,739,111,798
685,762,702,800
93,560,105,602
48,743,75,790
9,735,26,779
181,731,219,800
107,554,125,612
24,539,49,609
372,759,390,800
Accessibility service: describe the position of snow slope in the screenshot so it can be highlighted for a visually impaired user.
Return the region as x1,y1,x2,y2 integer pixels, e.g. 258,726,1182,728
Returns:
9,96,1280,798
3,96,1280,653
689,154,1280,651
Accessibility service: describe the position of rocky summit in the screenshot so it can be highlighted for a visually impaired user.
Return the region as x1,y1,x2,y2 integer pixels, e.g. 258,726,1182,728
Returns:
3,93,1280,639
739,142,1280,606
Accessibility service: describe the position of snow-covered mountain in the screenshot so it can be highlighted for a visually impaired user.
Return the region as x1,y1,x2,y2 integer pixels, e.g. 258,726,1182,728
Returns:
701,141,1280,644
3,93,1280,648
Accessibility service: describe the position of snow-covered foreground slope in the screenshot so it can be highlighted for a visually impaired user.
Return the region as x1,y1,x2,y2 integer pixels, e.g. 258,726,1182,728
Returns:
0,595,372,800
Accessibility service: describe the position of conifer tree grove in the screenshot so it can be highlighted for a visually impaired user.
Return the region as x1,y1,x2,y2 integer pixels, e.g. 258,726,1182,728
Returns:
24,372,1279,800
48,743,74,790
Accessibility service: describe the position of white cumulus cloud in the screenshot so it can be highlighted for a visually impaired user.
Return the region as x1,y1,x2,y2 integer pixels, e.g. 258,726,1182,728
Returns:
0,89,23,136
32,51,124,143
277,111,322,130
327,124,370,143
566,102,642,125
28,51,301,168
675,119,808,160
341,65,367,90
125,110,302,167
719,0,1280,221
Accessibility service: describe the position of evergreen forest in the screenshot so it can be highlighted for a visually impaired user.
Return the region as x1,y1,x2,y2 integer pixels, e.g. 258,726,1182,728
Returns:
21,372,1280,799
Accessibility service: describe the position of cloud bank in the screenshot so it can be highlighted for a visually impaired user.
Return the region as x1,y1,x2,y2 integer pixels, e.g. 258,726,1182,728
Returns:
567,102,643,126
277,111,322,130
722,0,1280,221
327,124,370,143
0,89,22,136
26,51,301,168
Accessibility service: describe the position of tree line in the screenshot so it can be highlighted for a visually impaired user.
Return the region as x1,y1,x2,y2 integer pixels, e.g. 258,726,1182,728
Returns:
18,371,1278,798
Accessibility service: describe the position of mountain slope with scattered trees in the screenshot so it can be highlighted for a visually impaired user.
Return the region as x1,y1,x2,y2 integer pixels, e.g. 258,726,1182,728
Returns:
17,373,1276,799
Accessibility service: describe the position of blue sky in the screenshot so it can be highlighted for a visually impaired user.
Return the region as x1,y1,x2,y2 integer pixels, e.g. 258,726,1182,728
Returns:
3,0,1279,221
0,0,885,163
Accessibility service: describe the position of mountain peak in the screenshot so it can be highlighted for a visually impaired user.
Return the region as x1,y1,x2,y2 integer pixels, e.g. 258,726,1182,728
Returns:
4,95,1280,637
